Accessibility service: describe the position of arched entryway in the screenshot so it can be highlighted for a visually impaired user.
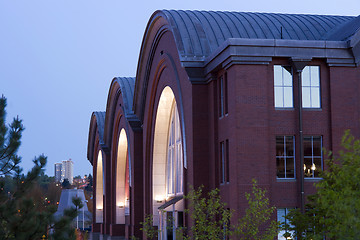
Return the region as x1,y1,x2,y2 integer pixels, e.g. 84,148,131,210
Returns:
152,86,184,240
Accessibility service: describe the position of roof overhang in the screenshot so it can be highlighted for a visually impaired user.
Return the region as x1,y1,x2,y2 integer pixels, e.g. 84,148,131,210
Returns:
181,38,357,83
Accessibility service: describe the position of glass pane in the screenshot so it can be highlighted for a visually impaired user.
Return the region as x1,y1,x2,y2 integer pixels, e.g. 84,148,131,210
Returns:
274,87,283,107
302,87,311,108
286,157,294,178
277,157,285,178
304,137,312,156
283,68,292,86
312,136,322,156
277,208,286,223
276,136,284,156
311,87,320,108
283,87,293,108
285,136,294,156
310,66,320,86
304,158,313,177
313,157,322,177
302,66,311,86
274,65,282,86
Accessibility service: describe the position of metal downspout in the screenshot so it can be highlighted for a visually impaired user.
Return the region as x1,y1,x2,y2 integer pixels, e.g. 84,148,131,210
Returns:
290,58,310,214
297,70,305,214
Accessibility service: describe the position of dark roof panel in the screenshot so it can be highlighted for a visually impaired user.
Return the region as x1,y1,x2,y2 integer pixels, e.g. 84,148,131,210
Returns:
115,77,136,115
158,10,357,59
93,111,106,145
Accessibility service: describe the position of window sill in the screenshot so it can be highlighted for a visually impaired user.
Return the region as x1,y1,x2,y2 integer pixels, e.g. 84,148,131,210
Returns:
275,107,294,110
303,108,322,111
220,182,230,186
304,178,322,182
276,178,296,182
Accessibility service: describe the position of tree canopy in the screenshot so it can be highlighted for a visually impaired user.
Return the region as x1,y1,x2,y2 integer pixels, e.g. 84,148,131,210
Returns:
285,130,360,239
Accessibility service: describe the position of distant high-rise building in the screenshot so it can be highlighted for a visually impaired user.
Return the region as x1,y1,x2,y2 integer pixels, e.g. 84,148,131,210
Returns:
61,159,74,184
54,163,62,183
55,159,74,184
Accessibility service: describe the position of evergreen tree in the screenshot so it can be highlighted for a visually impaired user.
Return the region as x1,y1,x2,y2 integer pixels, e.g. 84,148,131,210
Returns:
0,96,81,240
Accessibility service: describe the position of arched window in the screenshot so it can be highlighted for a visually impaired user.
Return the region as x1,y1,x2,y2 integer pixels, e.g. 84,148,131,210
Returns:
116,128,130,224
96,150,103,223
167,103,183,196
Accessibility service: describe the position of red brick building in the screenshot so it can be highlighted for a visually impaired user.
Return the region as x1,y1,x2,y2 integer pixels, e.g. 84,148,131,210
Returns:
87,10,360,239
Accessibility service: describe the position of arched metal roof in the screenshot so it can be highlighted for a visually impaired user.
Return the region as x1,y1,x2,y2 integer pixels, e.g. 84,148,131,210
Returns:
93,111,106,145
87,111,106,165
157,10,357,58
114,77,135,116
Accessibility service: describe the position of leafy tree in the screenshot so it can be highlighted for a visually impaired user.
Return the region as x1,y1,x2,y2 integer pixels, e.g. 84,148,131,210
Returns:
286,130,360,239
141,180,278,240
185,187,231,239
233,179,279,240
0,96,80,240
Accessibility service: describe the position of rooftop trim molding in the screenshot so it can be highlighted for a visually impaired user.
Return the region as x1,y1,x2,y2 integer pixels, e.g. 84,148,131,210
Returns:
203,38,357,75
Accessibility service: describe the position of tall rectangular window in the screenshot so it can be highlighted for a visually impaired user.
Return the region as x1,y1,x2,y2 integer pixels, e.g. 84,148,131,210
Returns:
219,74,228,117
302,66,320,108
274,65,293,108
225,139,229,183
277,208,295,240
304,136,322,178
220,140,230,184
276,136,295,179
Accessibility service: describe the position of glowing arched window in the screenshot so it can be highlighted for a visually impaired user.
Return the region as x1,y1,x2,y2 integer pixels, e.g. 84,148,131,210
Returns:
96,150,103,223
116,128,129,224
167,103,183,196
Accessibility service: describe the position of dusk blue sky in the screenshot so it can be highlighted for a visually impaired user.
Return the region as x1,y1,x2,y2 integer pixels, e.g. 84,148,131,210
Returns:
0,0,358,177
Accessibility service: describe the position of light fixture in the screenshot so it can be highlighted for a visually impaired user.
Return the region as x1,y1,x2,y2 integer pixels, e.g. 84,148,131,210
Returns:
97,205,103,210
118,202,124,208
311,163,316,171
155,195,164,203
303,164,306,171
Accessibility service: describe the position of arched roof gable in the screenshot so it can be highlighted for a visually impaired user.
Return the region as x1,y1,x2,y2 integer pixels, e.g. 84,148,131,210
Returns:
104,77,140,149
87,111,106,165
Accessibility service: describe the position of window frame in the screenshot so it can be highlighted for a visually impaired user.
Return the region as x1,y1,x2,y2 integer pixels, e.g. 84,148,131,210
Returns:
277,208,295,240
220,140,230,184
274,65,293,109
303,136,323,179
166,103,184,197
276,136,296,179
219,74,228,118
302,66,321,109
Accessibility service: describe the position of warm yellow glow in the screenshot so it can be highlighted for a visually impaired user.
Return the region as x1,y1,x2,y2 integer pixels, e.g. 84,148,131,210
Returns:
116,128,129,224
303,164,306,171
311,163,316,171
155,195,165,203
96,150,104,223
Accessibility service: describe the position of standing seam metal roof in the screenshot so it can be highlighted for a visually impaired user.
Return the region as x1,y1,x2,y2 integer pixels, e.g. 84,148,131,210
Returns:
160,10,357,58
93,111,106,145
114,77,136,116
